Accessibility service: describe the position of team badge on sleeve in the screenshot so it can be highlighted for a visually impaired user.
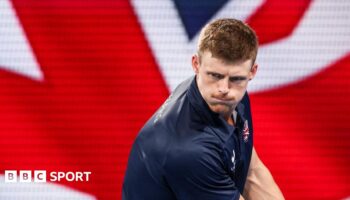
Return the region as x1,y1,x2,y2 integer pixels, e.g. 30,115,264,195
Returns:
243,120,250,142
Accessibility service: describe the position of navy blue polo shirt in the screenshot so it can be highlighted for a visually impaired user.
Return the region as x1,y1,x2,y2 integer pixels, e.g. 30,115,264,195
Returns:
123,76,254,200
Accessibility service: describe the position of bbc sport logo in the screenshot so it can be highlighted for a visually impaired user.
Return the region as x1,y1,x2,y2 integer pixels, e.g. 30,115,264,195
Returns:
4,170,91,183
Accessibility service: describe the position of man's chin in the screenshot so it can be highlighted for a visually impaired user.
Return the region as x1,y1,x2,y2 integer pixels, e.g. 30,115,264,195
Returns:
209,104,232,115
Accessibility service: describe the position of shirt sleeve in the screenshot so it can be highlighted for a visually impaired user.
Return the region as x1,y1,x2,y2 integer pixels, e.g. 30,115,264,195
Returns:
164,144,240,200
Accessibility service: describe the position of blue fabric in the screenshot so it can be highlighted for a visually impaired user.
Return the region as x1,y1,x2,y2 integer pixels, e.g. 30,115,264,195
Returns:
172,0,229,40
123,76,253,200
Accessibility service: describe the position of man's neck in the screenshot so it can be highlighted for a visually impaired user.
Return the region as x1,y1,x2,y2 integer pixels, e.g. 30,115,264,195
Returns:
222,110,237,126
227,116,235,126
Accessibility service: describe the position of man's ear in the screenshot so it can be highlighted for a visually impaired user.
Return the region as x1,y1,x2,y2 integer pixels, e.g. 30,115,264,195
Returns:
192,54,200,74
249,63,258,80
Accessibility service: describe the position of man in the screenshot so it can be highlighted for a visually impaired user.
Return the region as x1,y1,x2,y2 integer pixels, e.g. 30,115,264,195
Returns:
123,18,285,200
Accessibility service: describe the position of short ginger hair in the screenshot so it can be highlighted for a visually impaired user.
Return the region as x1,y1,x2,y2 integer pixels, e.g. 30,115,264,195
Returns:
197,18,258,64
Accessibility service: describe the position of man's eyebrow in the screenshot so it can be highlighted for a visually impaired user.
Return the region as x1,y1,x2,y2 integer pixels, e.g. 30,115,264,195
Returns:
206,71,247,80
229,76,247,81
207,71,224,76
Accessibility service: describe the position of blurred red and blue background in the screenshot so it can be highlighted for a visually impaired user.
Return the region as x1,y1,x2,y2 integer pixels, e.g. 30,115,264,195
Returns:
0,0,349,199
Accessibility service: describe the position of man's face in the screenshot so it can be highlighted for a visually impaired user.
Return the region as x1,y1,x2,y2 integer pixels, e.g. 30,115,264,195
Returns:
192,51,257,117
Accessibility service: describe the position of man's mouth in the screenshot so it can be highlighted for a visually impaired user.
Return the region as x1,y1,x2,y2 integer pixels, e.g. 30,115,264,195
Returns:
211,97,234,106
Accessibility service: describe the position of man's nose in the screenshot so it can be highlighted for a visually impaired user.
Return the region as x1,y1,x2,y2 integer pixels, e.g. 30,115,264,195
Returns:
218,78,229,94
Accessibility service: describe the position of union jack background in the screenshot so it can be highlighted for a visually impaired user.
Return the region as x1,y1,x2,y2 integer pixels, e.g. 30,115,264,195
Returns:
0,0,349,199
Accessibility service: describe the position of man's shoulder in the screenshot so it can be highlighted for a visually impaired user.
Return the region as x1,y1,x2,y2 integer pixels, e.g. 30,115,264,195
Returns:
144,76,194,131
134,77,196,152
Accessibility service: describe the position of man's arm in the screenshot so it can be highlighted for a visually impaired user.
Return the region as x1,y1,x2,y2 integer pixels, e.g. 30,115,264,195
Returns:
242,147,285,200
164,145,242,200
